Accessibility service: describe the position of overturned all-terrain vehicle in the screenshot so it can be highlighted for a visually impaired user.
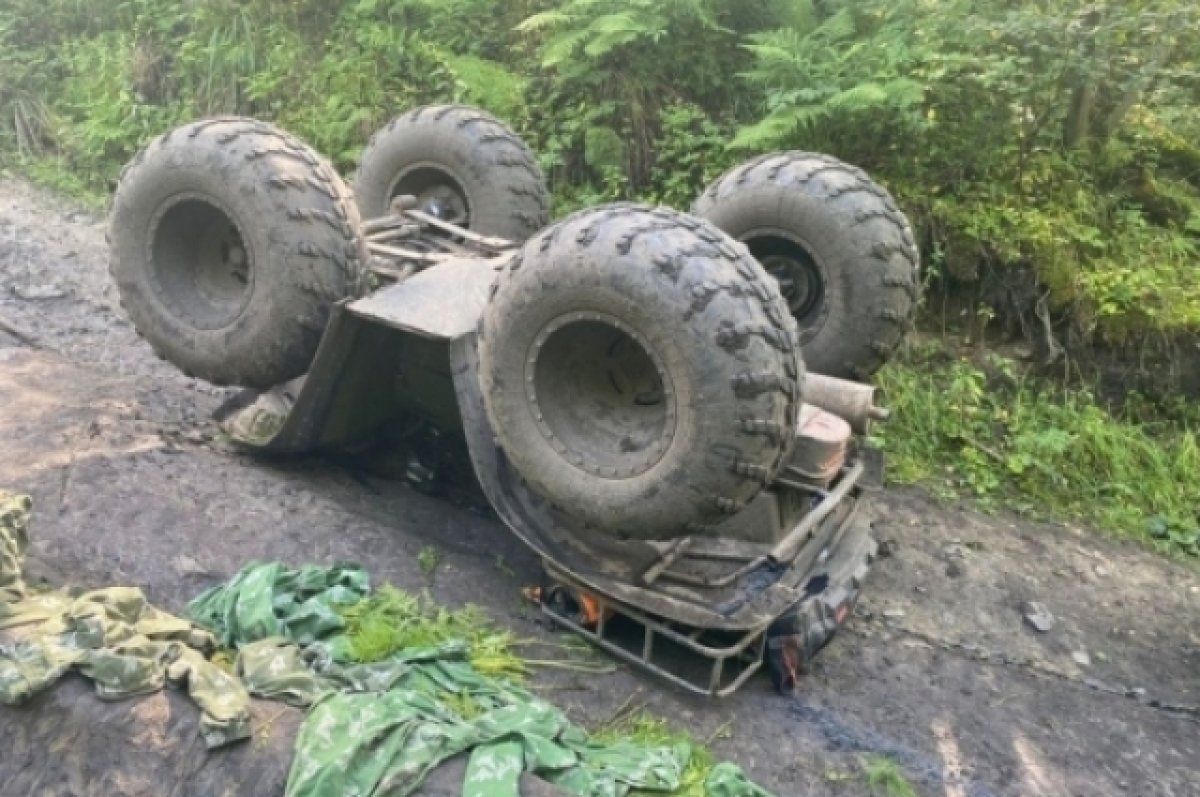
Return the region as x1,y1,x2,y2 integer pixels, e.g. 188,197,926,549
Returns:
107,106,919,695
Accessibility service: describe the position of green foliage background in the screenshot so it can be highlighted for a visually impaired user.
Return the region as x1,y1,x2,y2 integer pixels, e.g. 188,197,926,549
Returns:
874,342,1200,556
1,0,1198,550
3,0,1198,347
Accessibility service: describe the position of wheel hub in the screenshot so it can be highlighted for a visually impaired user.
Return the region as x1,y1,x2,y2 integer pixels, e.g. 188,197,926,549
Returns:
149,194,254,330
761,254,820,317
745,231,827,337
525,312,676,479
390,165,470,227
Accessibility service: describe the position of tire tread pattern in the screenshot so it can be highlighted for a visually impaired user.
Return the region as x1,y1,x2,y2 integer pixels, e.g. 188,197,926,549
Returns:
109,118,366,387
695,152,919,378
480,204,805,536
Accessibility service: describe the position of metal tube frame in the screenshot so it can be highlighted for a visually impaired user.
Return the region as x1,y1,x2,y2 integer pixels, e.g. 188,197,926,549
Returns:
363,207,515,276
540,575,769,698
542,462,865,697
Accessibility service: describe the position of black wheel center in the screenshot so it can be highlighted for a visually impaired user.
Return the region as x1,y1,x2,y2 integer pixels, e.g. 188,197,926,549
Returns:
218,231,250,287
527,314,676,479
747,233,826,327
390,166,470,227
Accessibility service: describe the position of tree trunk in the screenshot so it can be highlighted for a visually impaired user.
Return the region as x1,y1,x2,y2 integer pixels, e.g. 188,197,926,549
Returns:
1063,80,1097,149
1062,7,1102,149
1100,33,1176,139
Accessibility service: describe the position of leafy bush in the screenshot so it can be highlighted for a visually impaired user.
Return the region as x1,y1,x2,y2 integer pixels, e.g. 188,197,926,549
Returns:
645,102,736,207
874,343,1200,556
733,0,1200,344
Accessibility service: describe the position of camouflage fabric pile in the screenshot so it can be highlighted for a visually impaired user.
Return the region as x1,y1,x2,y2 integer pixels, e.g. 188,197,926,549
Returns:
0,490,251,748
195,560,776,797
196,562,703,797
187,560,369,650
1,493,775,797
283,686,773,797
290,686,688,797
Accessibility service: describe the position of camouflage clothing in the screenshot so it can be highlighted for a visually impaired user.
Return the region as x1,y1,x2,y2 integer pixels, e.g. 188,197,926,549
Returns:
237,636,469,706
0,492,69,629
0,491,251,748
0,493,30,605
187,561,369,649
274,645,693,797
238,636,746,796
2,491,776,795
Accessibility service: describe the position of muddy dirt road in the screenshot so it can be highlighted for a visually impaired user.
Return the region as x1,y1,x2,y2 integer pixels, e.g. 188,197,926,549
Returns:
1,179,1198,796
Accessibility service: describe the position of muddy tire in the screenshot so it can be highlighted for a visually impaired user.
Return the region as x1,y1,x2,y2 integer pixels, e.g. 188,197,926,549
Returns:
693,153,919,380
353,105,549,240
479,205,803,539
109,118,367,388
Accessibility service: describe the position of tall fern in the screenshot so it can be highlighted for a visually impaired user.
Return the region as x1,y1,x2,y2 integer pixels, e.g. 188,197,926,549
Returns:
733,2,927,151
516,0,763,192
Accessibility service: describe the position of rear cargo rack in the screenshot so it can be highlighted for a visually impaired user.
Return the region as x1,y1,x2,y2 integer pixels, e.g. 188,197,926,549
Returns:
540,566,769,698
538,464,876,697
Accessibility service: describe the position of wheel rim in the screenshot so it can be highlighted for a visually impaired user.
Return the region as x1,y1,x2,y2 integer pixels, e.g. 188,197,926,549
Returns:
745,231,827,336
526,312,676,479
388,165,470,226
149,194,253,330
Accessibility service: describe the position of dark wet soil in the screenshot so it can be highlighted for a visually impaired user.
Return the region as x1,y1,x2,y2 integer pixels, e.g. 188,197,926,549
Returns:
1,179,1198,797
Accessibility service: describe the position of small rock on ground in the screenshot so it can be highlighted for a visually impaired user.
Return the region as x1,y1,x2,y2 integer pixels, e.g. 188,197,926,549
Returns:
1023,601,1056,633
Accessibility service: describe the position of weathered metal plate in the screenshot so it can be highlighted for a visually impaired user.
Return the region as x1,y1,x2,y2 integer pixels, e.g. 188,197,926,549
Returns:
218,305,408,454
348,256,506,341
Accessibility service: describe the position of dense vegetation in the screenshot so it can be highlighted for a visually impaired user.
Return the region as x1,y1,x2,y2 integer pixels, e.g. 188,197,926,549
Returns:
874,344,1200,556
1,0,1197,552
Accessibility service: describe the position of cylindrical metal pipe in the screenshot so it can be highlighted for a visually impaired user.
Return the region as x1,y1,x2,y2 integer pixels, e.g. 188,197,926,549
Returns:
802,373,887,434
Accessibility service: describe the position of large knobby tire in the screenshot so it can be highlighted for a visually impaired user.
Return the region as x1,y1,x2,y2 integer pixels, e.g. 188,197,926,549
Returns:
353,104,549,240
109,117,367,388
693,153,919,380
479,205,804,540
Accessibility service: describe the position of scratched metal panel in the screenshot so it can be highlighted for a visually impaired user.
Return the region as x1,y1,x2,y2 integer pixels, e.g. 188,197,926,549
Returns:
347,255,505,340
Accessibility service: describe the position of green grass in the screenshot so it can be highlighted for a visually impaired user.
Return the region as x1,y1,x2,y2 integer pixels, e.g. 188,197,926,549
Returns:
338,585,526,679
593,713,717,797
873,343,1200,557
3,155,108,208
864,756,919,797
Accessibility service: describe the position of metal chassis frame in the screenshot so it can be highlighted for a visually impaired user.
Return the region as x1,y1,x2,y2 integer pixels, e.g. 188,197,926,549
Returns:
538,485,868,698
540,571,770,698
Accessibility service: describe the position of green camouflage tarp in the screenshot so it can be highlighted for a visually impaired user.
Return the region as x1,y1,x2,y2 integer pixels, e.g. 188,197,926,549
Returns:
187,560,369,649
238,636,692,797
233,633,775,797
